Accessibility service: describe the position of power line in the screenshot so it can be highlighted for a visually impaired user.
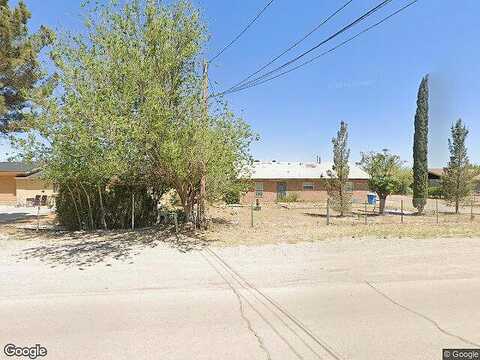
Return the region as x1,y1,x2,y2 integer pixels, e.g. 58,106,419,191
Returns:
230,0,355,92
208,78,217,96
224,0,393,94
221,0,420,95
218,0,395,96
208,0,276,63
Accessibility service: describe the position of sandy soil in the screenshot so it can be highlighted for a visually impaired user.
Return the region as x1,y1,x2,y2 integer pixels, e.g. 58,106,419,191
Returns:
1,233,480,359
205,198,480,246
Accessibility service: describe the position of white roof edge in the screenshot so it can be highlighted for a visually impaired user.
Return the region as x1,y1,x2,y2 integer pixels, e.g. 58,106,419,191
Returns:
241,161,369,180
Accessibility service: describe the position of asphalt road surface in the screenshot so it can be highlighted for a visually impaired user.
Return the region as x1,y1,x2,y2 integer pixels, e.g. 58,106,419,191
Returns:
1,236,480,359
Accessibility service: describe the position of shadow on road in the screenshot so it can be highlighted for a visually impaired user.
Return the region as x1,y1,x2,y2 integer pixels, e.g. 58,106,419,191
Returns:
15,227,212,269
0,213,51,224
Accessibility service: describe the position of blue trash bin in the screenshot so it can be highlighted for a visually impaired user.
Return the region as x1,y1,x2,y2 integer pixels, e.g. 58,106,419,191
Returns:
367,193,377,205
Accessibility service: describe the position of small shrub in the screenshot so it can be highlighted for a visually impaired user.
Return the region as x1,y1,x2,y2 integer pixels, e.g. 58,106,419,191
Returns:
428,186,444,199
281,193,299,203
224,189,240,204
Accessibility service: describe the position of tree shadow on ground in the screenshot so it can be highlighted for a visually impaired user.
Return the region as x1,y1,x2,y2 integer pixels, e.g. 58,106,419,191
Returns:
15,226,213,269
0,213,50,224
303,212,381,218
209,216,236,226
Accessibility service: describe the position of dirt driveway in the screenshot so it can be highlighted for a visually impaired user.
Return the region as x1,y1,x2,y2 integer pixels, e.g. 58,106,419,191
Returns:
1,233,479,360
0,205,53,225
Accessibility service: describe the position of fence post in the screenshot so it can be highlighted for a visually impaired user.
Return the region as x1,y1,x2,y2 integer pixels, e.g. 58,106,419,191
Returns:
471,197,475,221
326,198,330,226
36,204,40,231
174,212,178,233
436,198,439,224
364,201,368,225
131,192,135,230
251,203,254,228
401,199,404,224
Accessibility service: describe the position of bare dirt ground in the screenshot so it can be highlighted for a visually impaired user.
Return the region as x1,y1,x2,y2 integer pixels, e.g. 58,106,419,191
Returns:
205,195,480,246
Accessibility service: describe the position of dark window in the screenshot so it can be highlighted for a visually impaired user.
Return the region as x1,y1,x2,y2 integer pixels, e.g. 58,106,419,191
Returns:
255,182,263,198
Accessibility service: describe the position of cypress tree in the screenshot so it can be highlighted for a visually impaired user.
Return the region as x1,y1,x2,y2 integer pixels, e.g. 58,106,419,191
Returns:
412,75,429,214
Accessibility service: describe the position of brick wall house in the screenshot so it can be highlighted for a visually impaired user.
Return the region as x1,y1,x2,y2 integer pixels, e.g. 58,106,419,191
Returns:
428,168,480,193
241,161,370,204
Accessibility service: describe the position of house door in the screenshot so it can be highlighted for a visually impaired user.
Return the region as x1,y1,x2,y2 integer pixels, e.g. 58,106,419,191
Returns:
277,182,287,201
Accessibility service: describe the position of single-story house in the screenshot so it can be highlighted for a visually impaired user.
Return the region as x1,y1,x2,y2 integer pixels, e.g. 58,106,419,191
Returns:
0,162,55,206
241,160,370,204
428,168,480,193
428,168,445,187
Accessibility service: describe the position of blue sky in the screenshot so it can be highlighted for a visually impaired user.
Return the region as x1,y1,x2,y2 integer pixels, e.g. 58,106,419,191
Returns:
3,0,479,166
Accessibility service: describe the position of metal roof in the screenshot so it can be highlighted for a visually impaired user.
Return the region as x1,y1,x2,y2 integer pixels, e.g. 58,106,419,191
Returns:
245,161,369,180
0,162,39,173
428,167,480,181
428,168,445,178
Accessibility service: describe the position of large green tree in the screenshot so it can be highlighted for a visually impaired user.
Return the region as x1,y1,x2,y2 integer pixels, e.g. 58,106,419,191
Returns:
412,75,429,214
0,0,53,132
360,150,403,214
15,0,255,229
442,119,475,214
328,121,351,216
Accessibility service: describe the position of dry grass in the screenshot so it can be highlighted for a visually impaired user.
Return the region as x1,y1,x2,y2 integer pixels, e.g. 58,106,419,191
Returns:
2,195,479,248
205,199,480,246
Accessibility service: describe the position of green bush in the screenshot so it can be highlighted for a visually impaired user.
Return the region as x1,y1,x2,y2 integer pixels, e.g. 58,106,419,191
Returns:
224,189,240,204
428,186,444,199
281,192,299,203
56,184,159,230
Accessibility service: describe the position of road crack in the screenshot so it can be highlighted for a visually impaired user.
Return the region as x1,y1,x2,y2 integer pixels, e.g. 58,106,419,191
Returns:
201,252,272,360
365,281,480,347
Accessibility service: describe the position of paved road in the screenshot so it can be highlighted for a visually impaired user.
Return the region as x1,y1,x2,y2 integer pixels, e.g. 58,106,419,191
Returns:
1,236,480,359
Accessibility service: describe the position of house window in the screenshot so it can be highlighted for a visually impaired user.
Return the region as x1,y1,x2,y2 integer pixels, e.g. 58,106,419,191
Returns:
346,181,354,192
303,182,314,191
255,182,264,198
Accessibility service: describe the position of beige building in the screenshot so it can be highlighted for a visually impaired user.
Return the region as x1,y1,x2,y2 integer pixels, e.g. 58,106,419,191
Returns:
0,162,55,206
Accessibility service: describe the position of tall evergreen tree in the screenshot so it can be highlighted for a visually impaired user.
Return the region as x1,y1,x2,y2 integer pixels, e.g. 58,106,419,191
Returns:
0,0,53,132
412,75,429,214
442,119,475,214
328,121,351,216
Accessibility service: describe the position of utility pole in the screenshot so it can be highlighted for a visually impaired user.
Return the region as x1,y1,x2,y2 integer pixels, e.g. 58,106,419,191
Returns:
131,192,135,230
199,60,209,229
326,198,330,226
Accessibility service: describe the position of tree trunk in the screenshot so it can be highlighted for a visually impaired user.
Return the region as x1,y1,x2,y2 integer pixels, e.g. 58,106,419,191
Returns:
80,183,95,230
199,167,207,229
75,185,86,229
131,192,135,230
339,185,344,217
379,196,387,215
178,189,193,223
189,191,196,225
67,183,82,230
98,185,107,230
455,199,459,214
417,203,424,216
